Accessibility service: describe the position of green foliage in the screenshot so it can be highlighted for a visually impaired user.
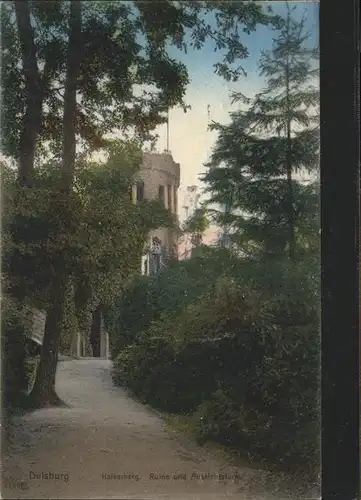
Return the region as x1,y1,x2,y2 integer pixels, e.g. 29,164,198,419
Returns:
2,172,35,409
106,246,319,353
2,289,33,409
201,5,319,260
181,206,210,248
2,140,174,395
59,282,79,355
104,247,243,354
3,141,173,313
110,251,320,474
70,140,174,308
183,207,209,235
2,0,320,477
1,1,279,159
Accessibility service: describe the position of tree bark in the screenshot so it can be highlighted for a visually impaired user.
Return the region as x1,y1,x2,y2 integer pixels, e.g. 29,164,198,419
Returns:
286,137,295,260
14,0,43,187
61,0,82,191
28,269,68,407
285,8,295,261
28,0,82,408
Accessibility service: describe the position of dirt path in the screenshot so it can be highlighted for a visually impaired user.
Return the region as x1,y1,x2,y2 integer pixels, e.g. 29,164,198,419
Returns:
2,359,319,500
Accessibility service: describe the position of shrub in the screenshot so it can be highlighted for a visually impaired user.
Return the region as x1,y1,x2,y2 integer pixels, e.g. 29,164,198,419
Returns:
113,336,177,408
110,253,320,475
104,249,245,355
191,389,270,449
2,292,32,409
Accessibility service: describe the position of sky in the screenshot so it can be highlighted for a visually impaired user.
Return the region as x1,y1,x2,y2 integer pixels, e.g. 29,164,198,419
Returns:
150,1,319,229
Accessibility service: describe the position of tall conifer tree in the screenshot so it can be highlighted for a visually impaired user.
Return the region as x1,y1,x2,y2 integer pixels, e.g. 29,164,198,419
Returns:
202,4,319,261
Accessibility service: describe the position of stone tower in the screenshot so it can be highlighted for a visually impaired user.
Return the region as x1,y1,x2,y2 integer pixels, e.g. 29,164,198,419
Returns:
68,151,180,358
131,151,180,275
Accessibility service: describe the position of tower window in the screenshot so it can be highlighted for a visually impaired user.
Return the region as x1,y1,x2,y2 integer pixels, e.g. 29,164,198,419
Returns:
167,185,172,211
173,185,178,214
158,185,165,202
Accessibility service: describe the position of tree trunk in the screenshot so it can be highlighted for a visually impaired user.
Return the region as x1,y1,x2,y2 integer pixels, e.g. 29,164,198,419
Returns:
286,121,295,260
14,0,43,187
286,183,295,258
61,0,82,191
28,0,82,408
285,9,295,261
28,270,68,407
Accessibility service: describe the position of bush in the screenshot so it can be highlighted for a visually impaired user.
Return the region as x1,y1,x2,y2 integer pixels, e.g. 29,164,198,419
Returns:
2,292,32,409
113,336,177,407
105,276,160,356
104,249,245,355
110,253,320,475
189,324,320,472
191,390,269,449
